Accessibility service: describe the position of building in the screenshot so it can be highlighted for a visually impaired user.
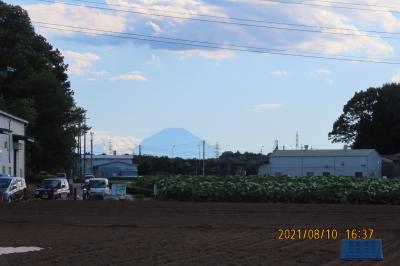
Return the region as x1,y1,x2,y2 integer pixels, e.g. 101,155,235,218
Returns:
381,153,400,178
259,148,382,178
0,110,30,178
81,154,138,179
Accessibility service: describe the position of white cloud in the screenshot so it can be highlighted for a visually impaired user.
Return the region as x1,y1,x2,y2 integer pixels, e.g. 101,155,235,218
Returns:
252,103,283,111
314,68,331,75
25,3,126,36
93,131,141,154
271,70,288,76
62,50,100,75
24,0,396,61
174,49,235,59
286,8,393,57
146,21,162,34
110,71,147,81
391,72,400,83
106,0,224,21
356,0,400,32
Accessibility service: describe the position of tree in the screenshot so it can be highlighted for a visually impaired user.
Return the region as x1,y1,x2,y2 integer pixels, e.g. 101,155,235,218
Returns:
329,83,400,154
0,1,87,175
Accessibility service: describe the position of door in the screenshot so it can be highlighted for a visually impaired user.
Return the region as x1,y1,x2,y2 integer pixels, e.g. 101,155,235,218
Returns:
13,147,18,177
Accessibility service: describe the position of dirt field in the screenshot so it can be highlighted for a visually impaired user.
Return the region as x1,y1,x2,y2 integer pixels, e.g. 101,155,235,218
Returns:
0,201,399,265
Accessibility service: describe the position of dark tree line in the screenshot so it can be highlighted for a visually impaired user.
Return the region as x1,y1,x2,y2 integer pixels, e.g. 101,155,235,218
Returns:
135,151,269,176
329,83,400,155
0,1,87,176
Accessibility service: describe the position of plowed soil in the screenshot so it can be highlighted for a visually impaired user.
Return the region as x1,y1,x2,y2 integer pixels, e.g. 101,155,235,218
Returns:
0,201,399,265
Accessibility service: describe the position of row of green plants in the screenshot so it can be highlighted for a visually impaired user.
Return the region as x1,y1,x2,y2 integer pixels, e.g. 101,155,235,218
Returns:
152,176,400,204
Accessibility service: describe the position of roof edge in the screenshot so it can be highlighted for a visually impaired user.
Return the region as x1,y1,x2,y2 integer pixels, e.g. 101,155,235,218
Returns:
0,110,28,124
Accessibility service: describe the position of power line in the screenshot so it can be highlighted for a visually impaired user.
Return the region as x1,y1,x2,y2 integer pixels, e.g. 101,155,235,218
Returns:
295,0,400,9
55,0,400,36
33,0,400,39
33,21,400,64
33,25,400,65
261,0,400,14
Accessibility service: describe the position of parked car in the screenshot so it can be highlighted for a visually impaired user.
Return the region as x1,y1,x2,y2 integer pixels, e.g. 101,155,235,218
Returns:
84,174,95,183
56,172,73,186
87,178,110,200
35,178,70,200
56,173,67,178
0,175,27,203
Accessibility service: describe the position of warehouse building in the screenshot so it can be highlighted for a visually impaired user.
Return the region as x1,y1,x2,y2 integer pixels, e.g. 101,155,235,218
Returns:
259,148,382,178
0,110,29,178
82,154,138,179
381,153,400,178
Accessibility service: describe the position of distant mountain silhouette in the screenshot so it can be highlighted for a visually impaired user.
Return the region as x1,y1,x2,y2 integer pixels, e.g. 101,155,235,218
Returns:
133,128,215,158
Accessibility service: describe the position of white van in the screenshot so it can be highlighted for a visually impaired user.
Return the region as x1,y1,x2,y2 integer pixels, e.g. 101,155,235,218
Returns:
88,178,110,200
0,175,27,203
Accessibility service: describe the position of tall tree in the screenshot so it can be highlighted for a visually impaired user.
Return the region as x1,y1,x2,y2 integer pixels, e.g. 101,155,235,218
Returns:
0,1,87,175
329,83,400,154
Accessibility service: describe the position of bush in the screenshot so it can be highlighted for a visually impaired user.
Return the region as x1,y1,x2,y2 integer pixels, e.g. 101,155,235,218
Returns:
154,176,400,204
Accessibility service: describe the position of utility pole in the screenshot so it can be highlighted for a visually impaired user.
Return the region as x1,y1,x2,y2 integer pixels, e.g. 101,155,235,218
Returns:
83,130,86,175
78,124,82,177
296,131,299,150
139,145,142,156
260,145,264,161
202,140,205,177
90,132,94,173
196,143,200,176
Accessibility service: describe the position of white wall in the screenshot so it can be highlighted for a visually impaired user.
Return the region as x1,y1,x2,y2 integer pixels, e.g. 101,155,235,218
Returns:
0,114,26,177
367,151,382,178
268,155,381,178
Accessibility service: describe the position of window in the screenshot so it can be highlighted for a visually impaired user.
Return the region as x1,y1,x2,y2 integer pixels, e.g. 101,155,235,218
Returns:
2,166,5,174
322,172,330,177
4,141,7,149
306,172,314,177
355,172,363,178
8,167,11,175
275,172,282,177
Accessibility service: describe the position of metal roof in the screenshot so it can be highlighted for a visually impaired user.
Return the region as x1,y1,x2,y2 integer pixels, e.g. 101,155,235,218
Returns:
0,110,28,124
81,154,133,159
270,149,377,157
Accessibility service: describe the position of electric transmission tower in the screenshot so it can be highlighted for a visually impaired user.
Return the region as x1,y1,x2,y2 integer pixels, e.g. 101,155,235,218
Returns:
215,141,220,158
107,139,113,155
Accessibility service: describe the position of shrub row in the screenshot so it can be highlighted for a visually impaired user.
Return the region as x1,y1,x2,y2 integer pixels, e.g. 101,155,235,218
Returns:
155,176,400,204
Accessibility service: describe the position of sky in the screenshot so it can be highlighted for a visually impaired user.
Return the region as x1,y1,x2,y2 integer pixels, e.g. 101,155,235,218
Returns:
8,0,400,155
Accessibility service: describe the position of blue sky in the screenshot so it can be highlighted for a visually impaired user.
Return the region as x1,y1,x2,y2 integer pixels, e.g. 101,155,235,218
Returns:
10,0,400,155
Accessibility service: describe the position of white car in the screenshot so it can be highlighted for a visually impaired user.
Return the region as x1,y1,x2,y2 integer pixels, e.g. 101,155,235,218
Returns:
88,178,110,200
0,175,27,203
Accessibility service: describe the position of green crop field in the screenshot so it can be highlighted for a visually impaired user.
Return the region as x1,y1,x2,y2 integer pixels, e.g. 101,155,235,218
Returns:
149,176,400,204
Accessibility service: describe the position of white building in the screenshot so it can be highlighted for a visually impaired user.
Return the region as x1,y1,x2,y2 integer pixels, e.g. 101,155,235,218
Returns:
259,149,382,178
81,154,138,179
0,110,29,177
